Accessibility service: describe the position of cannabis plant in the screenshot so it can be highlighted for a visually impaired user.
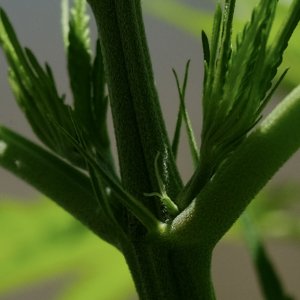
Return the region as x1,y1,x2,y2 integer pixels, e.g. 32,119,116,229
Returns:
0,0,300,299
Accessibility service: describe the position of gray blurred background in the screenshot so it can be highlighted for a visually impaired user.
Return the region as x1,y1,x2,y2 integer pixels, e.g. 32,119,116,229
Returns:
0,1,299,299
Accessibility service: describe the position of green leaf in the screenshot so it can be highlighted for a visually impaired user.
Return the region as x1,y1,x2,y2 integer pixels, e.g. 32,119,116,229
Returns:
201,30,210,65
84,154,164,234
53,121,163,233
204,0,278,150
1,7,112,173
172,60,199,167
81,149,164,234
179,0,299,207
201,2,222,104
0,126,116,242
66,2,114,172
263,0,300,98
0,9,31,72
0,9,86,167
171,103,183,161
212,0,236,94
144,0,300,89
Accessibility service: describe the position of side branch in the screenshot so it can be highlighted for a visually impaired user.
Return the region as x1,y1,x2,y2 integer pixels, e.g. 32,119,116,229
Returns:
170,86,300,246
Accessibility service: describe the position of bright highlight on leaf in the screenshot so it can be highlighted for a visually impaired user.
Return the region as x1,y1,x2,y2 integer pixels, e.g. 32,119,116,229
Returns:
0,140,7,155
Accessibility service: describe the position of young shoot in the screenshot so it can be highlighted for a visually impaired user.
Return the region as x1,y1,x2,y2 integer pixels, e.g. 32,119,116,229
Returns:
144,152,179,217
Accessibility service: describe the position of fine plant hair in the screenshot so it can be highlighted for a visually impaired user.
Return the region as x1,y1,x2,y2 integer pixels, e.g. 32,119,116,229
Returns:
0,0,300,299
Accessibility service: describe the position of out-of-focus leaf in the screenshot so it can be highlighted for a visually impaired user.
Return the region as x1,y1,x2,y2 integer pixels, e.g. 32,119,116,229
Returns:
143,0,212,36
226,184,300,240
0,197,135,299
241,213,292,300
59,252,134,300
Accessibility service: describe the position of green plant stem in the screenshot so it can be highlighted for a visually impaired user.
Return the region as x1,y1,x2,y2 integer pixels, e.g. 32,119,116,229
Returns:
87,0,182,211
171,86,300,246
122,240,215,300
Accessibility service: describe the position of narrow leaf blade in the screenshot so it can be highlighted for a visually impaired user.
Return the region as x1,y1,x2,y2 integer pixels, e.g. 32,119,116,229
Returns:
0,126,115,243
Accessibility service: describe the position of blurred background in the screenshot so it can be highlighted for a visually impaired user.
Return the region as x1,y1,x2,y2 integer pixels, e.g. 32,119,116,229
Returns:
0,0,299,299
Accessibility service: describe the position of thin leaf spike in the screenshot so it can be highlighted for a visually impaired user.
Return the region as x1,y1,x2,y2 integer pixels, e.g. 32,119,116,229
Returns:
263,0,300,97
172,61,199,167
212,0,236,93
208,2,222,76
201,30,210,64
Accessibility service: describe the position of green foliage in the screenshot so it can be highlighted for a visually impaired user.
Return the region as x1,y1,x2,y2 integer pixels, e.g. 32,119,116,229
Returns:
178,0,300,207
144,0,300,89
171,47,297,299
0,10,79,165
1,0,300,299
0,3,113,171
202,0,280,182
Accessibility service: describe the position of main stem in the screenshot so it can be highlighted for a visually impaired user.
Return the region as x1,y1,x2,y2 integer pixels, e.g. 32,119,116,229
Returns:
87,0,182,207
122,239,215,300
